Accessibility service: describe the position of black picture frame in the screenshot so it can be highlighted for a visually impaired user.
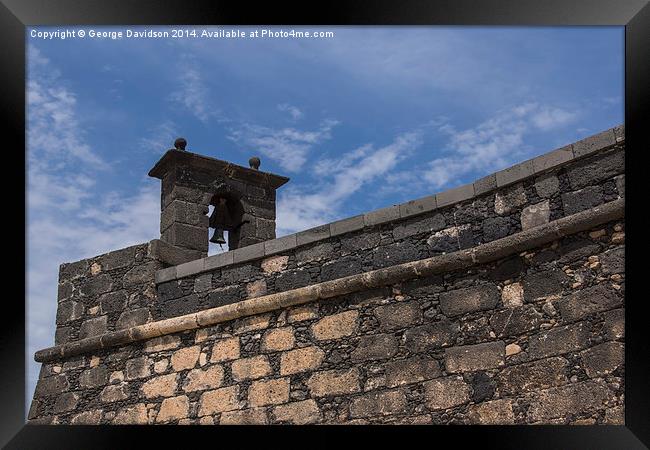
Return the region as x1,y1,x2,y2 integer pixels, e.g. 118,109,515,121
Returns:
2,0,648,448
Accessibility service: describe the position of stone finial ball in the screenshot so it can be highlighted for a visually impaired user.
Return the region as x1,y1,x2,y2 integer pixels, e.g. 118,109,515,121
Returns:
249,156,261,170
174,137,187,151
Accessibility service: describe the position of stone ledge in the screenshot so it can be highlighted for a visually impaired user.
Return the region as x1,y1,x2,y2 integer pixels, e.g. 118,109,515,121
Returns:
34,198,624,363
154,125,624,284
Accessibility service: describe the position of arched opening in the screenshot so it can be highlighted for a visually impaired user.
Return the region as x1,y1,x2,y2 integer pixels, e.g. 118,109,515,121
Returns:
208,191,246,251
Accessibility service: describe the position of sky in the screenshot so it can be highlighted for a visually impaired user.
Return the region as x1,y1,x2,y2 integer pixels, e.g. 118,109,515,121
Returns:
26,26,623,409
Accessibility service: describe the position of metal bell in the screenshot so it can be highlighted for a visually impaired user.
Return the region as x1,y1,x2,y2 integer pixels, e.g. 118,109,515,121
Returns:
209,227,227,245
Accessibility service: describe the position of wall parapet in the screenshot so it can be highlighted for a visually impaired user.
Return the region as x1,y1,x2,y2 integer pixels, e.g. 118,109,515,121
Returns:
35,197,624,363
156,125,624,284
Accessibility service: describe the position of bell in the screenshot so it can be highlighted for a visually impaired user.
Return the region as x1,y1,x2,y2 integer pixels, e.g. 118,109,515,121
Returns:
210,227,227,245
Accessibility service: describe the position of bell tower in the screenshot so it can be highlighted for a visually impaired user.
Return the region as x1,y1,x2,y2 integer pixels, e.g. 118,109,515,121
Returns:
148,138,289,262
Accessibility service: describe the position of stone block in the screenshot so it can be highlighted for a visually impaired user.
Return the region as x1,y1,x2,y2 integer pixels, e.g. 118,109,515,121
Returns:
295,242,335,265
210,337,240,362
248,378,290,407
171,346,201,371
351,334,399,362
162,222,208,252
231,355,272,381
330,215,365,237
99,290,127,314
198,386,241,416
203,251,234,271
59,259,89,281
374,301,422,331
233,314,271,334
495,159,535,187
56,301,84,325
615,174,625,197
280,346,325,376
220,408,268,425
193,273,212,293
307,368,361,397
399,195,437,218
372,240,420,268
468,399,515,424
261,328,295,353
393,213,446,240
264,234,297,256
439,284,499,318
496,357,568,396
100,384,128,403
232,242,265,264
501,282,524,308
112,404,148,424
385,356,441,388
580,342,624,377
436,183,475,207
155,266,177,284
482,216,513,242
521,200,551,230
53,392,79,413
70,410,103,425
489,304,544,338
534,174,560,198
175,258,205,279
403,319,458,352
350,389,407,418
572,129,616,158
527,380,611,422
444,341,505,373
364,205,400,227
528,322,591,359
140,373,177,399
296,224,330,246
273,399,320,424
79,316,108,339
80,273,114,297
260,255,289,274
144,335,181,353
567,150,624,190
474,174,497,196
311,310,358,341
320,256,362,280
600,246,624,275
523,269,570,302
603,308,624,340
288,304,319,323
275,268,312,291
423,376,471,410
116,308,151,330
123,261,159,287
562,186,604,215
79,366,108,389
96,249,126,272
149,239,204,267
156,395,190,423
532,144,573,172
613,124,625,142
494,184,527,215
161,200,209,233
556,284,621,322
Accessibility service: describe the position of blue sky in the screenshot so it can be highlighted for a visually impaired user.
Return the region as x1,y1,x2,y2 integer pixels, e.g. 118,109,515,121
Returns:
26,26,623,407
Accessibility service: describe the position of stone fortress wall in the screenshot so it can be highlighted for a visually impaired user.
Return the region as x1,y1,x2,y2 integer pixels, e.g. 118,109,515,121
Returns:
29,125,625,425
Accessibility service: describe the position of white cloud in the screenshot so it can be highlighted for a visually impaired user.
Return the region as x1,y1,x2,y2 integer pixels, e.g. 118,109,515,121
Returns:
169,56,218,124
277,103,303,120
228,119,339,173
421,103,578,189
276,131,422,235
139,120,180,154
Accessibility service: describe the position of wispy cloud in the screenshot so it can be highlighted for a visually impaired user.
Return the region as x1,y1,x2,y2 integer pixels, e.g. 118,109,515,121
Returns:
277,103,303,121
276,131,422,234
169,55,218,124
422,103,578,189
228,119,339,172
139,120,179,154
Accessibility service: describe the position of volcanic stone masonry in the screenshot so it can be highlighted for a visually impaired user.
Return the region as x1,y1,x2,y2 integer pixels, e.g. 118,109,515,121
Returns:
30,125,625,425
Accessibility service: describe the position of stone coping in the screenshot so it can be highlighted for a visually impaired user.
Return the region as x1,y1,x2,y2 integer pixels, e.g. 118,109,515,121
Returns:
35,197,625,363
155,124,624,284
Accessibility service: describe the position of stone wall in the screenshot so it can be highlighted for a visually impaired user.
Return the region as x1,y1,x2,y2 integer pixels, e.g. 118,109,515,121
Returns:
30,125,625,425
29,219,625,425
